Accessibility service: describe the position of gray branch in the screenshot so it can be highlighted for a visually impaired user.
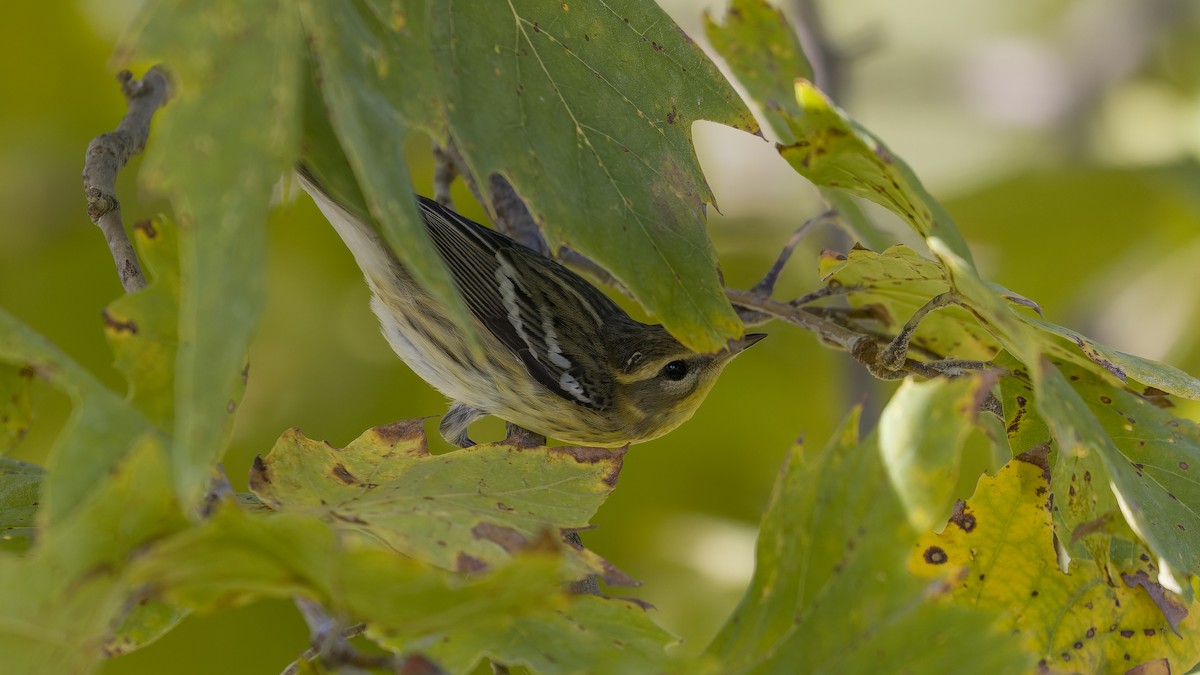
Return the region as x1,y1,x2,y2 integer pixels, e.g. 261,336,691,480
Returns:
82,66,172,293
726,288,994,381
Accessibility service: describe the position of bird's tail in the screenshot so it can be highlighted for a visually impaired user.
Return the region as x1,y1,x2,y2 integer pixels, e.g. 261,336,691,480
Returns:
295,165,397,286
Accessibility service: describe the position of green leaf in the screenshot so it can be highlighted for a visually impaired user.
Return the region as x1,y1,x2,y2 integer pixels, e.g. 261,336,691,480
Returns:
929,238,1045,365
122,0,303,507
706,410,1029,674
702,0,812,141
0,308,156,526
1025,317,1200,400
910,449,1200,673
396,594,678,675
430,0,757,352
129,501,568,642
250,421,630,585
775,82,975,267
0,434,184,675
0,457,41,554
703,0,892,252
879,373,996,531
102,216,181,430
0,364,32,455
103,599,189,658
298,0,475,341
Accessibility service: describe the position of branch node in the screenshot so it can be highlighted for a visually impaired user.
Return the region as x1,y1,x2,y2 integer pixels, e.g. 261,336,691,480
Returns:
880,292,961,369
82,65,172,294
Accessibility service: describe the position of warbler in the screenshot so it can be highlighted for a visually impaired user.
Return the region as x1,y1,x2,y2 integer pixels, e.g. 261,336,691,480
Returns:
298,167,763,447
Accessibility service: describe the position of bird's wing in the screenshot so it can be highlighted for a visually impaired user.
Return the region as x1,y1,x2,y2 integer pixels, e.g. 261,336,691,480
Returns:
418,198,618,412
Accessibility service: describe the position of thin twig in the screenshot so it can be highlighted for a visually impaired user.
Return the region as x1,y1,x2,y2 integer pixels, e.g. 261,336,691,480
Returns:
285,600,424,675
750,208,836,297
879,292,962,369
726,289,869,354
791,0,846,101
436,139,485,213
82,66,171,293
432,142,458,209
436,143,632,295
199,464,234,518
727,288,995,381
489,174,550,256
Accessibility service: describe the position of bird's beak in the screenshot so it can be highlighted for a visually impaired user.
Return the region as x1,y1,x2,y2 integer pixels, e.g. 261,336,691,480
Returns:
730,333,767,353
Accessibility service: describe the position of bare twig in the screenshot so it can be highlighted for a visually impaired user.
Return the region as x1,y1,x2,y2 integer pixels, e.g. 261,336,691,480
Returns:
489,174,550,256
199,464,234,518
726,288,995,381
879,292,962,369
433,142,632,295
434,139,485,212
726,289,872,354
285,598,429,675
431,141,458,209
791,0,843,100
750,209,836,297
82,66,172,293
790,0,881,103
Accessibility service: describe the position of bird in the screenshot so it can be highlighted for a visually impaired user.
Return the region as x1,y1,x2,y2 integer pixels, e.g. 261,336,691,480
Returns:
298,166,763,448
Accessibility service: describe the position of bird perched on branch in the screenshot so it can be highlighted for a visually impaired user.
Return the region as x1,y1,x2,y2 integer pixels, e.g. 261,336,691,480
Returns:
298,166,762,448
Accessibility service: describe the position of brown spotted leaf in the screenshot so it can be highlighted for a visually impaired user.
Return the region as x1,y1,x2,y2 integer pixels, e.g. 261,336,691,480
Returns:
1033,358,1200,594
127,501,569,645
706,409,1028,673
101,217,182,431
999,356,1123,581
910,452,1200,673
0,365,32,455
250,421,630,585
0,457,41,554
1026,317,1200,400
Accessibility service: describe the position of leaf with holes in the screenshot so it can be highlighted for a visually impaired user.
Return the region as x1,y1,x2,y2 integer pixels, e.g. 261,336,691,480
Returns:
430,0,758,352
706,410,1028,674
250,421,630,585
910,450,1200,673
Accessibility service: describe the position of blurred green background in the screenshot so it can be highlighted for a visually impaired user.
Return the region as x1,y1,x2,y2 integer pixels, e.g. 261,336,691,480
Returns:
3,0,1200,672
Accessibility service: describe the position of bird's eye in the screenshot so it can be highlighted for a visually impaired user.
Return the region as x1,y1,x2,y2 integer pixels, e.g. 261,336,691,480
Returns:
661,360,689,381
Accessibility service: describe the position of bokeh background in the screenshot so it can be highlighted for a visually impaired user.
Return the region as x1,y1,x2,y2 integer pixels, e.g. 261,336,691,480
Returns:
3,0,1200,672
